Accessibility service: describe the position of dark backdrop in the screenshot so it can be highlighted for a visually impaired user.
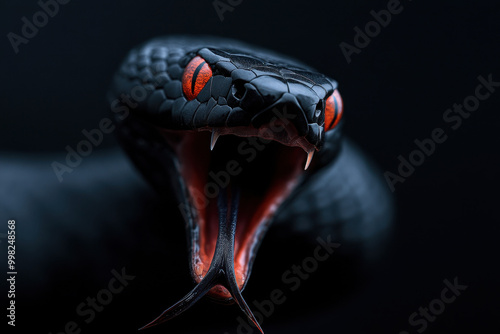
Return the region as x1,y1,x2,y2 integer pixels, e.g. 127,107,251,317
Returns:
1,0,499,333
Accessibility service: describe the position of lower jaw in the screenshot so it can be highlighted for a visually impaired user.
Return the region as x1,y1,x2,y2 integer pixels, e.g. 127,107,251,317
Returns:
163,130,307,299
189,169,303,300
206,284,234,300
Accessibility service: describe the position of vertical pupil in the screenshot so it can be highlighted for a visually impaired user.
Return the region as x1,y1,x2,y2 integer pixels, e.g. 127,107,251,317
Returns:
182,56,213,100
324,90,343,131
191,61,207,94
329,96,338,128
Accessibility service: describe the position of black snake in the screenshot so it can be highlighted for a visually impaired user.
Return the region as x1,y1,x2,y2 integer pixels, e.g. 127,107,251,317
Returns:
107,36,394,332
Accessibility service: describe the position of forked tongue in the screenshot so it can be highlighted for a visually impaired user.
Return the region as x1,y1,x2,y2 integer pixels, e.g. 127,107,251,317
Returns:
139,185,264,333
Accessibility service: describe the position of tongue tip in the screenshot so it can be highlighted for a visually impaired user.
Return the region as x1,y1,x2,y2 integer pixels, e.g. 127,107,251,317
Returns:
138,317,162,331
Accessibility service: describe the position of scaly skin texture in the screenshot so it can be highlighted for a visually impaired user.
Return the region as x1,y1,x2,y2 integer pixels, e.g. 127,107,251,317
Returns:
108,36,394,331
108,36,338,147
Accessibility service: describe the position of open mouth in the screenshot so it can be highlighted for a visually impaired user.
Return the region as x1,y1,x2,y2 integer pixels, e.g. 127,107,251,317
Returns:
160,121,314,298
139,120,314,331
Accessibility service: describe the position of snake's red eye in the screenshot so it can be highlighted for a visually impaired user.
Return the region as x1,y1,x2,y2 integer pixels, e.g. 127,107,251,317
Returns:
324,89,343,132
182,56,213,100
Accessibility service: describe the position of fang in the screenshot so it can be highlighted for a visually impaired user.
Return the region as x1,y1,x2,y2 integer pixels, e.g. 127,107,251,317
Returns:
210,130,220,151
304,150,314,170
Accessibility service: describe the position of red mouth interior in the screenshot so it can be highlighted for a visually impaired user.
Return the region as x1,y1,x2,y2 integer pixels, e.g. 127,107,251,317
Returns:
161,128,307,299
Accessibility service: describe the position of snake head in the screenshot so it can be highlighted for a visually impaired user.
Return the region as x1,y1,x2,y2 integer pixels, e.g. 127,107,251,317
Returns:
180,46,343,151
109,36,344,332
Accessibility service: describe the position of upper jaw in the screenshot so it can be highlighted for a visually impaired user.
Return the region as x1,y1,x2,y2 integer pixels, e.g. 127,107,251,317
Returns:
203,118,317,170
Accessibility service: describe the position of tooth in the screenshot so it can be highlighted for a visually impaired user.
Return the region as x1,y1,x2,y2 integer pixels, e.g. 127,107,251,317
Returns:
304,150,314,170
210,130,220,151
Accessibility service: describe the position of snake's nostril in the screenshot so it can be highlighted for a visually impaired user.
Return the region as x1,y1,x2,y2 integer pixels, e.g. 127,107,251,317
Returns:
315,101,324,118
232,80,246,100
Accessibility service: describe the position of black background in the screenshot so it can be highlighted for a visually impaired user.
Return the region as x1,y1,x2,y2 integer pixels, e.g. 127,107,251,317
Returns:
1,0,499,333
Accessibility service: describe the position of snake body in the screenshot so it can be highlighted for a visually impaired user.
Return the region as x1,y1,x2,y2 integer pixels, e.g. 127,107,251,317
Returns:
107,36,393,332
